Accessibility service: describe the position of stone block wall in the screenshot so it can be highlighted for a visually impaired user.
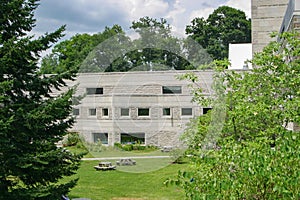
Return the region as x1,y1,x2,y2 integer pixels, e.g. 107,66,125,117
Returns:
252,0,289,53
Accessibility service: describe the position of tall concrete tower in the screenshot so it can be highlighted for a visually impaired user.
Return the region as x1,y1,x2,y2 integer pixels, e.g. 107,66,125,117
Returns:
252,0,289,53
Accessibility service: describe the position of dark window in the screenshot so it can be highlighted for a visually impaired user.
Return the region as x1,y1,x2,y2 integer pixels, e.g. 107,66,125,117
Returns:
89,108,96,116
121,108,129,116
93,133,108,144
102,108,109,116
73,108,79,116
162,86,182,94
121,133,145,144
203,107,212,114
163,108,171,116
182,108,192,116
86,87,103,95
138,108,149,116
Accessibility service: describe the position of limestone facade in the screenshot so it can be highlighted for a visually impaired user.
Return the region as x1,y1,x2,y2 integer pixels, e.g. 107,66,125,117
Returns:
251,0,289,53
69,70,214,146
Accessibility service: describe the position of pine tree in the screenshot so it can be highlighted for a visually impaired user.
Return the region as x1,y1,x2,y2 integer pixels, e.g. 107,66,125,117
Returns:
0,0,82,199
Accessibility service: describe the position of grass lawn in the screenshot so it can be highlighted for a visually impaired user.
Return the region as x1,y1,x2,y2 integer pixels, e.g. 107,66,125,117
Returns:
67,160,188,200
66,144,169,158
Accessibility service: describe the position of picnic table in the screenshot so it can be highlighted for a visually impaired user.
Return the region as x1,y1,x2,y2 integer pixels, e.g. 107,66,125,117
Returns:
94,162,116,170
116,158,136,166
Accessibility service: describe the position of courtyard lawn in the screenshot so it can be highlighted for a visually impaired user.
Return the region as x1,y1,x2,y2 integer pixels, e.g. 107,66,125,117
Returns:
88,148,168,158
67,160,188,200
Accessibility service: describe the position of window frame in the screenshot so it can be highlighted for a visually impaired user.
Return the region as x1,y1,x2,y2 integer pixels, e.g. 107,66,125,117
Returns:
72,108,80,116
162,86,182,94
102,108,109,117
93,133,108,144
120,108,130,117
162,107,171,116
181,108,193,116
86,87,103,95
88,108,97,116
120,133,145,144
138,108,150,116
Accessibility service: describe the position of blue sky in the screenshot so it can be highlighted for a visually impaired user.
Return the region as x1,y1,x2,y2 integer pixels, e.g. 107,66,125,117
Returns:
33,0,251,39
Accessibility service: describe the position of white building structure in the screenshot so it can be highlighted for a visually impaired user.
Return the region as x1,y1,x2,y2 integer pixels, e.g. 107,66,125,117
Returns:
69,70,214,146
228,43,252,70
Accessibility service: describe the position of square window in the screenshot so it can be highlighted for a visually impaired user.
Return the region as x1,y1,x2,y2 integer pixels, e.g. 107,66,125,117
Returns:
86,87,103,95
182,108,192,116
163,108,171,116
89,108,96,116
162,86,182,94
138,108,149,116
102,108,109,116
121,108,129,116
73,108,79,116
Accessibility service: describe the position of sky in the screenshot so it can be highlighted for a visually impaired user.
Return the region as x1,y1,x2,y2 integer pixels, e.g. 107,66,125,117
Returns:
33,0,251,40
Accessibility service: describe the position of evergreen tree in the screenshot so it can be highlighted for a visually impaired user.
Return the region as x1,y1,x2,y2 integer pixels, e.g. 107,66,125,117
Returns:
0,0,82,199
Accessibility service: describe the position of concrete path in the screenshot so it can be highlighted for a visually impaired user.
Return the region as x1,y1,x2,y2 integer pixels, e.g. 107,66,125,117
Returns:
82,155,171,160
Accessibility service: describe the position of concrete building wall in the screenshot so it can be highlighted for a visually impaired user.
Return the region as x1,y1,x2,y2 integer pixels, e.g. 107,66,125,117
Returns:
252,0,289,53
69,70,214,147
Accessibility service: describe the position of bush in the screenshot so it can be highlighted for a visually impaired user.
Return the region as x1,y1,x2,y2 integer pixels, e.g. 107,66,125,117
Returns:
63,132,80,146
114,142,122,149
169,148,185,164
86,140,103,152
122,144,133,151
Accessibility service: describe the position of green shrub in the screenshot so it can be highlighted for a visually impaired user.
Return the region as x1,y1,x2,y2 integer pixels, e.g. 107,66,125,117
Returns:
86,140,103,152
114,142,122,149
122,144,133,151
63,132,80,146
137,145,146,150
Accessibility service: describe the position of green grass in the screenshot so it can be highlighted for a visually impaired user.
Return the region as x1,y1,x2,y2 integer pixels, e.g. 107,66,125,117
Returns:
88,149,168,158
67,160,188,200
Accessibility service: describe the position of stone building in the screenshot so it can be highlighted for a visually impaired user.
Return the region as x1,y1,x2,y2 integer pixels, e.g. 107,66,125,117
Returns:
66,0,300,146
251,0,289,53
70,70,214,146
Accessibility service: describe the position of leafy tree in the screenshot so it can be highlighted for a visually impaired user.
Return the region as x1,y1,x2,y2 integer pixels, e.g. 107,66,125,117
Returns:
0,0,82,199
128,16,210,71
42,17,212,73
167,32,300,199
40,25,124,74
106,16,211,72
186,6,251,60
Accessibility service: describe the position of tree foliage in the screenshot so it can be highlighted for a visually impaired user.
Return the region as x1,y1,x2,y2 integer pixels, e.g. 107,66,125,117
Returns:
0,0,82,199
40,25,124,74
168,32,300,199
186,6,251,60
42,17,212,73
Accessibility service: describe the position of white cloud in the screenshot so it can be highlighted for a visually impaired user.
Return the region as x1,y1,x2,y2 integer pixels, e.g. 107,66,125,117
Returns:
224,0,251,18
118,0,170,22
34,0,251,38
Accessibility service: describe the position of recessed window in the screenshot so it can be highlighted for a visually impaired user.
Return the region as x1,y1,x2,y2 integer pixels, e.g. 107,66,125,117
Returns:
93,133,108,144
121,108,129,116
182,108,192,116
73,108,79,116
138,108,149,116
162,86,182,94
86,87,103,95
121,133,145,144
203,107,212,114
89,108,96,116
163,108,171,116
102,108,109,116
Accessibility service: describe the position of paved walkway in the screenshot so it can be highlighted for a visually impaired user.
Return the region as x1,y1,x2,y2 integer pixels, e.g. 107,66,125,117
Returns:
82,155,171,160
